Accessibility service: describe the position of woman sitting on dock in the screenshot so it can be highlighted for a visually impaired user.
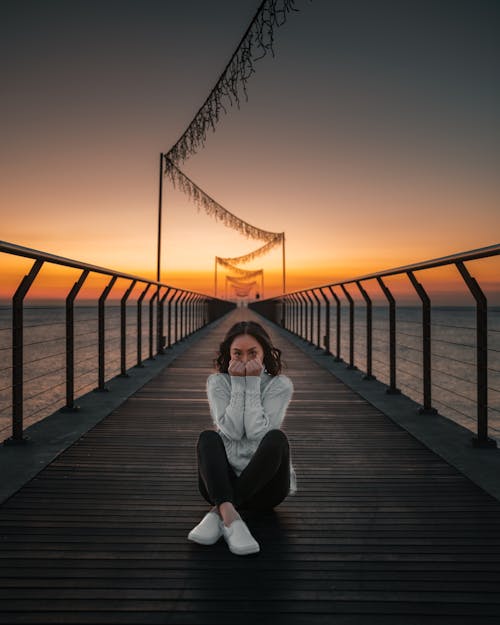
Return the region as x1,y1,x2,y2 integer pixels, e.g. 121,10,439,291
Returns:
188,320,295,556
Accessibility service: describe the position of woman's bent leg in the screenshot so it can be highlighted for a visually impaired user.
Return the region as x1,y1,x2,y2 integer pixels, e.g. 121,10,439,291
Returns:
234,429,290,509
197,430,236,506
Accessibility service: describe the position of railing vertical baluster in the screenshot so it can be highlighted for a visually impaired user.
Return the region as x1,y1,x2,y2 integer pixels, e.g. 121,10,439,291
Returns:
327,286,342,361
407,271,436,414
7,259,44,445
167,289,177,347
202,297,207,326
180,292,187,340
195,295,201,331
319,288,331,354
295,293,300,336
455,261,496,448
305,291,314,344
97,276,117,391
149,290,158,359
174,291,181,344
290,294,297,334
341,284,355,369
312,289,321,348
197,295,201,331
120,280,137,376
64,269,89,410
356,281,374,380
190,294,196,335
158,287,171,355
189,293,195,335
376,277,400,394
136,283,151,367
299,292,307,341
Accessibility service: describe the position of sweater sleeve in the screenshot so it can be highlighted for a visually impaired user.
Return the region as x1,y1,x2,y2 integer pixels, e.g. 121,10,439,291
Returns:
206,373,245,440
243,375,293,441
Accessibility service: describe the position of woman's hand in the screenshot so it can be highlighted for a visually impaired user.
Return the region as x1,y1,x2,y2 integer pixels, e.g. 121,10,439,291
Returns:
245,358,263,377
228,359,246,377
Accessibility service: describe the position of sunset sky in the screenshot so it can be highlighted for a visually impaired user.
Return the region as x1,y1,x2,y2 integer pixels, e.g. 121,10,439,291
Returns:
1,0,499,302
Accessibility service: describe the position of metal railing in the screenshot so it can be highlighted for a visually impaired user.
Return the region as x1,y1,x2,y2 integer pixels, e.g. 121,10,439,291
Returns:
250,244,500,448
0,241,234,445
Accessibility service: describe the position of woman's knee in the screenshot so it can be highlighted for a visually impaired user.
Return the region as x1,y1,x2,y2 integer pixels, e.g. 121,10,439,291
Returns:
261,428,289,448
197,429,222,450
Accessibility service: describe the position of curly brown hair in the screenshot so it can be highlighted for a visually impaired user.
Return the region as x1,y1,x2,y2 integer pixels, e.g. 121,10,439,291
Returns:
213,321,283,376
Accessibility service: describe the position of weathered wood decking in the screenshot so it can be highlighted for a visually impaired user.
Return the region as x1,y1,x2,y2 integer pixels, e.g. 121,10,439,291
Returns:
1,308,500,624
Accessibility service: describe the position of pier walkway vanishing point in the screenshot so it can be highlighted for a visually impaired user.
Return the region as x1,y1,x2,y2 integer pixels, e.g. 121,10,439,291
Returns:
1,308,500,624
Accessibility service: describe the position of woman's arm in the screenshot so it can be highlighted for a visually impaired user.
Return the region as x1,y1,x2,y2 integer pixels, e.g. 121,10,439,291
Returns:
206,374,245,440
243,375,293,440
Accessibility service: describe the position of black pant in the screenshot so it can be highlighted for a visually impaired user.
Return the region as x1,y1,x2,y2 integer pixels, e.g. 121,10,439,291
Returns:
197,429,290,511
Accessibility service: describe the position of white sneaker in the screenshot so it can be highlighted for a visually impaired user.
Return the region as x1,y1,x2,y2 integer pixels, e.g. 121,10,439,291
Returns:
222,519,260,555
187,511,223,545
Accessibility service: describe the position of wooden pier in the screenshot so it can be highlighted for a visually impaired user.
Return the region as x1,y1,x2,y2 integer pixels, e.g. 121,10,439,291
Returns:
1,309,500,624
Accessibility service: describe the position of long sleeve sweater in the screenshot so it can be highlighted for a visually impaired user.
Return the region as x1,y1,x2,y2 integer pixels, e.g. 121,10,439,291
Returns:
206,369,297,494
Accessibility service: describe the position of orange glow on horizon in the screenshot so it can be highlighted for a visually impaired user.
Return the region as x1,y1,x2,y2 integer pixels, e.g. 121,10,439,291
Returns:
1,251,498,304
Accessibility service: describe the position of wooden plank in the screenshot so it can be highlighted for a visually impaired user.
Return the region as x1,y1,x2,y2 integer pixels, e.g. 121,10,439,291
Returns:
1,308,500,624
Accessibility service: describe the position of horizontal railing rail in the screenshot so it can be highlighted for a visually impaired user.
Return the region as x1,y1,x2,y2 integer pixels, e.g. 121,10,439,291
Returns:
250,244,500,449
0,241,235,445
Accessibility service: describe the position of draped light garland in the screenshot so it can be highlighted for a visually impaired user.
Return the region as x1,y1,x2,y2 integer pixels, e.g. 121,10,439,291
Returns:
227,277,258,299
227,276,258,286
218,235,283,265
165,158,280,242
164,0,297,167
216,258,263,278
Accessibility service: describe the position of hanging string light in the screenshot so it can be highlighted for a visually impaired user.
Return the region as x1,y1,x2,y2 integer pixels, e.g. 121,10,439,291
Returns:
216,258,264,278
164,0,298,168
218,235,283,264
166,158,280,241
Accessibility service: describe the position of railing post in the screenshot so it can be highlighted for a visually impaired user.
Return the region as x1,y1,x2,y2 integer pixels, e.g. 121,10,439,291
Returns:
319,287,331,354
376,277,400,394
311,289,322,349
298,292,308,341
149,290,158,359
6,259,44,445
188,293,195,335
167,289,177,347
290,294,298,334
455,261,496,448
136,283,151,367
356,280,374,380
306,291,315,344
280,297,286,328
158,287,171,355
327,286,342,362
120,279,137,377
196,295,202,331
188,293,194,336
96,275,117,392
407,271,436,414
174,291,182,344
63,269,89,411
179,292,188,340
340,284,356,369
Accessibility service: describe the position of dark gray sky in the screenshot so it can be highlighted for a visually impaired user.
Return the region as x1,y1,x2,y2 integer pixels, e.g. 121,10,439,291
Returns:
1,0,499,294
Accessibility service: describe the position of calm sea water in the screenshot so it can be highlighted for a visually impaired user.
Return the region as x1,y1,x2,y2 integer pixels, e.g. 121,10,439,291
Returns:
0,304,176,440
0,305,499,441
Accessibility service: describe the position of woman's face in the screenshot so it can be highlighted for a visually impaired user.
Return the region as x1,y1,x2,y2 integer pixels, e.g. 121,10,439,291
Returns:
229,333,264,365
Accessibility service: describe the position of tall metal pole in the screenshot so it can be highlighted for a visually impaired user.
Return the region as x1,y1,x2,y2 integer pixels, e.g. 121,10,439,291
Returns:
282,233,286,294
156,153,164,284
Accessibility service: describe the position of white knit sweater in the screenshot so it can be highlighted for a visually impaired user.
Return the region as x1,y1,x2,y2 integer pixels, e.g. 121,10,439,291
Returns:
206,370,297,495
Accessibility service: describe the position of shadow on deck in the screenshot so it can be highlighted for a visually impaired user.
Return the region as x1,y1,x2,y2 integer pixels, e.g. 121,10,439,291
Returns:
1,308,500,624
